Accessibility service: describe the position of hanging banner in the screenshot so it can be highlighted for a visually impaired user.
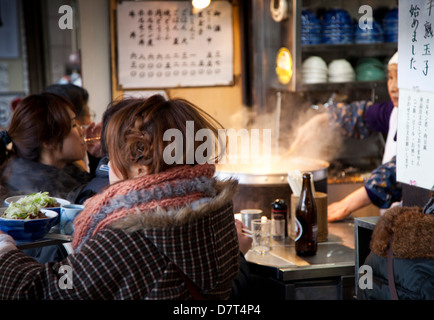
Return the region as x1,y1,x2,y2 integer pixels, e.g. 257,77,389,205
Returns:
396,89,434,189
397,0,434,190
398,0,434,91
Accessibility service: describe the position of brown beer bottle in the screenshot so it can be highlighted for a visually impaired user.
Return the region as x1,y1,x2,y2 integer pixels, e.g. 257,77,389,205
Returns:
295,172,318,256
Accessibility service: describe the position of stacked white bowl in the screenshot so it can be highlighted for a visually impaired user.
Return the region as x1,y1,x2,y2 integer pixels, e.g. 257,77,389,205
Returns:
328,59,355,83
302,56,328,84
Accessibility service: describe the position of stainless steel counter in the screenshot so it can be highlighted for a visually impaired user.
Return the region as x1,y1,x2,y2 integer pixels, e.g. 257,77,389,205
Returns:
354,216,379,296
245,219,356,299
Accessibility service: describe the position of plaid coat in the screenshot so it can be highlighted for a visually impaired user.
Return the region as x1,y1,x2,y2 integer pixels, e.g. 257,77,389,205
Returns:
0,179,240,300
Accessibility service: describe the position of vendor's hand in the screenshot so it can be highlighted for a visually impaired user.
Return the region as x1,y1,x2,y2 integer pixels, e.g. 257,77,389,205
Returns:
235,219,253,255
328,187,372,222
287,113,330,155
0,231,17,257
85,122,103,158
327,201,351,222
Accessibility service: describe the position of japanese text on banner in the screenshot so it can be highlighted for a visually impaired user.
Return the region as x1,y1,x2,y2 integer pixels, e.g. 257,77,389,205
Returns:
398,0,434,91
397,0,434,190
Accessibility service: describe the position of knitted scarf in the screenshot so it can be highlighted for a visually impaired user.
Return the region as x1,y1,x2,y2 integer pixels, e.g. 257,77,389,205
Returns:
72,163,216,251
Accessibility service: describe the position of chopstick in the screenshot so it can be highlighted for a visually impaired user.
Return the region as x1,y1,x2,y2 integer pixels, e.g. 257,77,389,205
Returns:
85,136,101,142
242,228,253,238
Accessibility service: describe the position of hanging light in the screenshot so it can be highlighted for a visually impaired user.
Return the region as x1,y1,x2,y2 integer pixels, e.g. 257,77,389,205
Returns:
192,0,211,10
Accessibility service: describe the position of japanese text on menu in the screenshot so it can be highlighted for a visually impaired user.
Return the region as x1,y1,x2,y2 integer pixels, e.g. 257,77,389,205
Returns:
397,0,434,190
116,1,233,89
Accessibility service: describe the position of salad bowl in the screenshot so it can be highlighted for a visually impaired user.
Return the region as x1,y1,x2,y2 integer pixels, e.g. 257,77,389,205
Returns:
0,208,58,241
4,194,70,214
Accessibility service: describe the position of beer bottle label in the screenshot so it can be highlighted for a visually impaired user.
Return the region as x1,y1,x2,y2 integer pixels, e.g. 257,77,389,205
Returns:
272,211,285,220
294,218,302,241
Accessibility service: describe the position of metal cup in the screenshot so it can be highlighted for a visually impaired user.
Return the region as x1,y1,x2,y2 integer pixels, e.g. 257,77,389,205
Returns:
240,209,263,230
272,218,285,241
60,204,84,235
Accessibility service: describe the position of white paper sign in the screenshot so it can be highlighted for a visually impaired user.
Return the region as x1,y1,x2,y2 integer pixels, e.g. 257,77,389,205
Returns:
398,0,434,91
397,89,434,189
116,1,233,89
397,0,434,190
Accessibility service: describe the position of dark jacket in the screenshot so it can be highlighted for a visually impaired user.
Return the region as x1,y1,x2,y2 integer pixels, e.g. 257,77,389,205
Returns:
230,253,250,300
0,157,94,264
358,206,434,300
68,156,109,204
0,157,92,204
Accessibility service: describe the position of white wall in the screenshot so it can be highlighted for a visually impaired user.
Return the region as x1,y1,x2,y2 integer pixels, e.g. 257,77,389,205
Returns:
77,0,111,122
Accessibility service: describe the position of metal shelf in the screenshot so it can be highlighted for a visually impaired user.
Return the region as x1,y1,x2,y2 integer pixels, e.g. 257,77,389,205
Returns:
299,80,387,92
301,42,397,58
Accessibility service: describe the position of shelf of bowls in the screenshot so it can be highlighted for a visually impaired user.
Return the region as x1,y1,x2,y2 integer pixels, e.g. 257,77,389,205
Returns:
300,8,397,85
302,56,386,84
301,8,398,45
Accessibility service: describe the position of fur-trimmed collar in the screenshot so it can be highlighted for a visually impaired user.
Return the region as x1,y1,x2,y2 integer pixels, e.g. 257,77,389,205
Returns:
108,178,238,231
370,206,434,259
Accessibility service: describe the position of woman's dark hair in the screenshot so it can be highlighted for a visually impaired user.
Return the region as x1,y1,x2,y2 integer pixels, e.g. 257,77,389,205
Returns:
0,93,75,165
104,95,225,179
44,84,89,123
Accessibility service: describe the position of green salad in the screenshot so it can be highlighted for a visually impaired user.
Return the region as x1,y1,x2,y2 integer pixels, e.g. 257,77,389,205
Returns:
2,192,58,220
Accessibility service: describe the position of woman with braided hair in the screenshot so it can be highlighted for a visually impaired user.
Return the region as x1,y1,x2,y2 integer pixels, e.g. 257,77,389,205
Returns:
0,94,240,300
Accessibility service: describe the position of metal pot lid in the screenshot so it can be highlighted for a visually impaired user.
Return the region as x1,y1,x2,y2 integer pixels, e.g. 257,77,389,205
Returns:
215,156,329,185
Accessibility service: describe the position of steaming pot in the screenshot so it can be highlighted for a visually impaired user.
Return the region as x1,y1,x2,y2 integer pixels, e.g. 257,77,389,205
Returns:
215,157,329,218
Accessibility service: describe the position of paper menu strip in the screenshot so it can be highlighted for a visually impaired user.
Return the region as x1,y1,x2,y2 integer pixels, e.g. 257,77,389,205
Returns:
397,88,434,190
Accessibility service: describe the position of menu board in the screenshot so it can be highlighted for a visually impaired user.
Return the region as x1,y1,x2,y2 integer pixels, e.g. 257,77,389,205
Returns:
397,0,434,190
116,0,233,89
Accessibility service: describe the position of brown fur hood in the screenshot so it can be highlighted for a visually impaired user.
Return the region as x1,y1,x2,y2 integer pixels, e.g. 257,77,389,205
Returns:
109,178,239,231
370,206,434,259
